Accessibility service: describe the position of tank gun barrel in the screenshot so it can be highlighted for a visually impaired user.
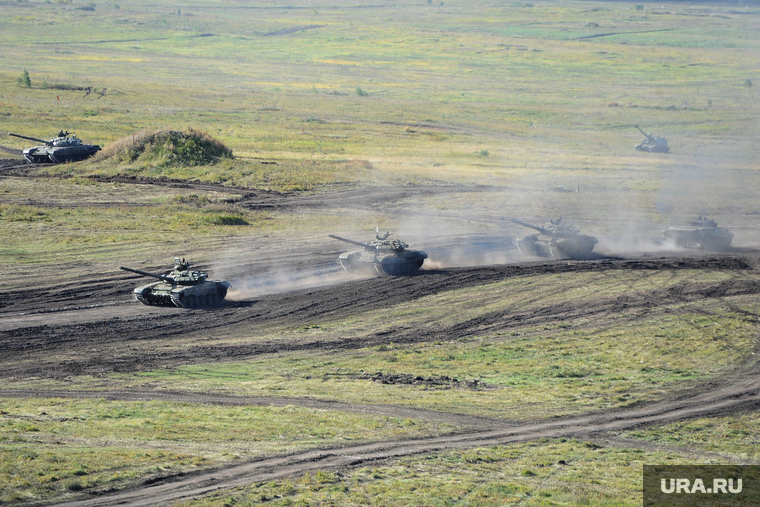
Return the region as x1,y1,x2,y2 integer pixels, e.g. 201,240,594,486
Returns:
511,218,553,236
633,124,650,138
8,132,52,146
328,234,376,250
119,266,174,283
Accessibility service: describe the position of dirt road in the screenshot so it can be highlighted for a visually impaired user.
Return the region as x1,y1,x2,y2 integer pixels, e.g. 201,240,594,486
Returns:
30,373,760,506
1,255,756,378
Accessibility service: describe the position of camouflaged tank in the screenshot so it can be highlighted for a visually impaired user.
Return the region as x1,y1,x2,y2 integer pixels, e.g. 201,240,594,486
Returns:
119,258,231,308
663,217,733,251
633,124,669,153
512,218,598,259
7,130,101,163
329,229,428,276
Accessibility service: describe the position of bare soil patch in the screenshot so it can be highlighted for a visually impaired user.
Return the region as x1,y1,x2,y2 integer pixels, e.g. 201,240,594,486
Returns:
0,255,756,379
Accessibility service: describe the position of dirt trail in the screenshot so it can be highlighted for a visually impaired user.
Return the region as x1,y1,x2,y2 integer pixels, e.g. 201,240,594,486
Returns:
1,256,755,379
40,374,760,507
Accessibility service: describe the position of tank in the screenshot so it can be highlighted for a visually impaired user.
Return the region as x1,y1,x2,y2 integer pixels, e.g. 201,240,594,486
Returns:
7,130,101,163
633,124,669,153
512,218,598,259
119,257,231,308
329,229,428,276
663,216,733,251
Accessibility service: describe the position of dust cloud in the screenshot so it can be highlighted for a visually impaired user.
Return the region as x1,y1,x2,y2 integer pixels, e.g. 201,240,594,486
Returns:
224,266,369,301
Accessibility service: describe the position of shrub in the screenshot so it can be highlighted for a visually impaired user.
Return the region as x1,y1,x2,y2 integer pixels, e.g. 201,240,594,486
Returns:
211,215,249,226
355,87,369,97
95,128,233,167
64,480,84,491
18,69,31,88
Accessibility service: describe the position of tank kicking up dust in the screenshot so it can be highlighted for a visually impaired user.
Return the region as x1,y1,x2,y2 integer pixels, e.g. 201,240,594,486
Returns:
119,258,231,308
512,218,598,259
663,217,733,251
633,124,669,153
329,229,428,276
7,130,101,163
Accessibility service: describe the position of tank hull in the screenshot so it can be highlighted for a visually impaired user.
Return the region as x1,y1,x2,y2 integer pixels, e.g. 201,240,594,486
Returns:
133,280,230,308
338,250,427,276
663,227,733,251
635,142,669,153
24,144,101,164
516,234,598,260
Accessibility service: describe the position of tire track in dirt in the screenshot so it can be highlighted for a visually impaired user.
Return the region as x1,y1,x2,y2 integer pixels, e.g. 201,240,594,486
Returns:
1,256,756,379
39,375,760,507
1,159,492,212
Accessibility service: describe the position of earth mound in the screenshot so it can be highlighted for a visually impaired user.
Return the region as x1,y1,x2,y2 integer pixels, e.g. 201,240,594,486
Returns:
96,128,233,167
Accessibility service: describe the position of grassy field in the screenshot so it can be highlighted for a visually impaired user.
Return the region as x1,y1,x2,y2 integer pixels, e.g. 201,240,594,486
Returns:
173,436,747,507
11,268,756,419
1,0,759,504
0,397,454,504
1,0,759,270
4,266,758,503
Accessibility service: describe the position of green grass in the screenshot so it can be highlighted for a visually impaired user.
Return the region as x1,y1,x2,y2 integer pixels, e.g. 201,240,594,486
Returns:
623,411,760,460
111,309,752,420
1,0,759,503
0,398,455,504
1,0,758,275
1,0,758,192
11,268,757,421
173,438,721,507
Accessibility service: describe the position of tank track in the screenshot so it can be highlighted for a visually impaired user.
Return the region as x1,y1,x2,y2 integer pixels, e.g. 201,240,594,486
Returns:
374,260,424,276
133,293,174,306
24,154,49,164
170,294,186,308
172,290,227,309
134,290,227,309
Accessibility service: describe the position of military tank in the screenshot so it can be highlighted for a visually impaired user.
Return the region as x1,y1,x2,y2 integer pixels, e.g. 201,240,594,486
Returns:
512,218,598,259
663,216,733,251
119,257,231,308
329,229,428,276
7,130,101,163
633,124,669,153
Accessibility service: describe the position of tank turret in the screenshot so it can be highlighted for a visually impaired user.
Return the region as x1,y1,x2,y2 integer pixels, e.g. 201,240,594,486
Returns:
512,218,598,259
633,124,669,153
329,229,427,276
119,257,230,308
7,130,101,163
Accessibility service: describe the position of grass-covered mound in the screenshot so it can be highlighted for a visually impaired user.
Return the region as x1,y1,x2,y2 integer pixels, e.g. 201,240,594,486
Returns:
96,128,232,167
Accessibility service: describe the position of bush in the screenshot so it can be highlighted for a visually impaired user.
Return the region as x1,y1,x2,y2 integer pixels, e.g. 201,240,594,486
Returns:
211,215,249,226
95,128,233,167
64,480,84,491
355,87,369,97
18,69,31,88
